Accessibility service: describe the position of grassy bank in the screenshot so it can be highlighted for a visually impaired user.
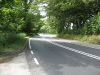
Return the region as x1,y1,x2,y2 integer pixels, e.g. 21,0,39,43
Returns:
58,34,100,44
0,33,27,62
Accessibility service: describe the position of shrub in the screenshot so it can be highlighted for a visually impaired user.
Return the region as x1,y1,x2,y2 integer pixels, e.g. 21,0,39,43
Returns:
0,32,26,47
84,13,100,35
16,33,26,40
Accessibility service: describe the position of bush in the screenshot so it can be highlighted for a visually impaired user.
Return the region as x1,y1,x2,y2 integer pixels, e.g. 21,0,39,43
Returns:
0,33,6,46
0,32,26,47
16,33,26,40
0,32,26,54
84,13,100,35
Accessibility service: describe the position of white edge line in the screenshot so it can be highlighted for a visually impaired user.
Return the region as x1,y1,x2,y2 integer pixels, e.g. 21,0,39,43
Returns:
47,41,100,61
34,58,39,65
31,50,34,54
29,38,32,49
28,38,40,65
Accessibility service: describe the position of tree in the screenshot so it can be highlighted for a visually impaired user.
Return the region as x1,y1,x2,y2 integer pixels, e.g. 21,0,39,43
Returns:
46,0,100,34
84,13,100,35
0,0,43,35
0,0,25,33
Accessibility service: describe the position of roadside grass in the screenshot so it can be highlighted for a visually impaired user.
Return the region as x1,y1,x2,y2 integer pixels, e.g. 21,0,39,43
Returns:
0,38,26,55
58,34,100,45
0,33,27,62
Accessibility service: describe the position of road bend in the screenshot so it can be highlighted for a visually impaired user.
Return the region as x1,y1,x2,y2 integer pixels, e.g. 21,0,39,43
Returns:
26,36,100,75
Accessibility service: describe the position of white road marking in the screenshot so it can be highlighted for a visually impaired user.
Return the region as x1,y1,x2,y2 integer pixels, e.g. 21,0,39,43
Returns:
29,38,32,49
29,38,40,66
48,41,100,60
34,58,40,65
31,50,34,54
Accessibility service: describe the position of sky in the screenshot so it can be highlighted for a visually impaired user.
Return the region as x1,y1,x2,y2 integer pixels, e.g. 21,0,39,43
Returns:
38,3,48,17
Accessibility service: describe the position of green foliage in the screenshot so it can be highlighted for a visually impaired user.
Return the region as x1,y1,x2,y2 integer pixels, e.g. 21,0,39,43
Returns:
22,13,42,36
0,33,26,56
0,7,25,32
0,0,44,54
47,16,58,32
58,34,100,44
0,32,26,47
0,0,43,35
40,20,57,33
84,13,100,35
0,0,25,33
46,0,100,34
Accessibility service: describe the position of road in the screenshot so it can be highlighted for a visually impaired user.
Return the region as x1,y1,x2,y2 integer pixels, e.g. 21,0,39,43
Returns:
25,35,100,75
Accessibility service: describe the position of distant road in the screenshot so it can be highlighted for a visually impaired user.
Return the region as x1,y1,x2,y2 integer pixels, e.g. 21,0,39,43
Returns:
26,34,100,75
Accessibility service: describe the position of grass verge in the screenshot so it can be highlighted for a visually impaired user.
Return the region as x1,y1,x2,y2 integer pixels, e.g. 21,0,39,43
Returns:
58,34,100,45
0,33,27,63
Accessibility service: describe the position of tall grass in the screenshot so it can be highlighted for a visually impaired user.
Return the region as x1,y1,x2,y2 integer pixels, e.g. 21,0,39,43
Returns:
0,32,27,56
58,34,100,44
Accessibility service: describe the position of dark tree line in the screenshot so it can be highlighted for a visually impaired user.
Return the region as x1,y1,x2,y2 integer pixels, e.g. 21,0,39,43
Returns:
46,0,100,35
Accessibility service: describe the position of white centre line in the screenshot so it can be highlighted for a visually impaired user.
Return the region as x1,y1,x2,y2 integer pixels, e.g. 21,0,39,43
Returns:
47,41,100,61
34,58,40,65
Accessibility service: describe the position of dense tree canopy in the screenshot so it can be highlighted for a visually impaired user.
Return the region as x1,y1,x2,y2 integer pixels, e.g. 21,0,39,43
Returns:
46,0,100,34
0,0,43,35
0,0,100,35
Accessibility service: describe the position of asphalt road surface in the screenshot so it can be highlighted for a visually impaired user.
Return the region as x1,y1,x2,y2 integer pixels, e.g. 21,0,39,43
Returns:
25,35,100,75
